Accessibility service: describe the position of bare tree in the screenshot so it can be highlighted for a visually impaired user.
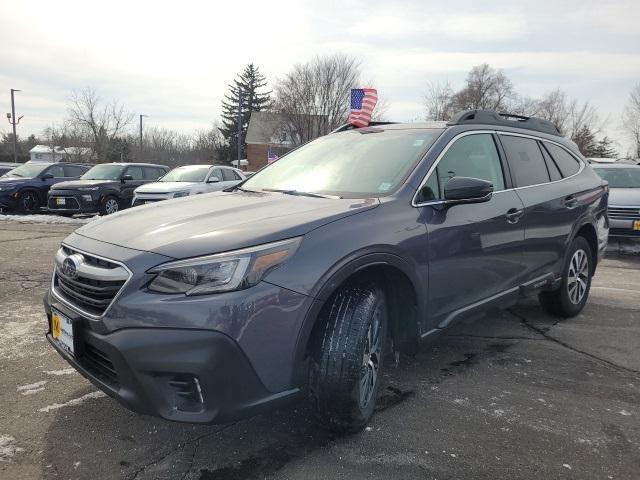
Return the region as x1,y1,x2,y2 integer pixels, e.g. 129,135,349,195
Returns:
274,54,361,144
451,64,515,112
622,83,640,158
67,87,133,162
424,81,454,121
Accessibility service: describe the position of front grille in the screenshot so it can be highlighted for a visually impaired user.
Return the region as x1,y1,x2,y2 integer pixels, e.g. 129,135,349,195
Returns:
48,196,80,210
82,343,119,387
608,206,640,220
132,198,162,207
52,246,130,317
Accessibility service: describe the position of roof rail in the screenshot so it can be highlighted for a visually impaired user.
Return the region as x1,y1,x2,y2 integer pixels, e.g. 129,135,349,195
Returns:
447,110,561,136
330,121,398,134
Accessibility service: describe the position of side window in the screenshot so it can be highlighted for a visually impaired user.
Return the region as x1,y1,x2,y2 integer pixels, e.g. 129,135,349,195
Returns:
433,133,505,198
126,166,144,180
538,142,562,181
544,142,581,177
63,165,83,177
221,168,238,181
418,171,440,202
501,135,551,187
210,168,223,182
144,167,162,180
48,165,65,177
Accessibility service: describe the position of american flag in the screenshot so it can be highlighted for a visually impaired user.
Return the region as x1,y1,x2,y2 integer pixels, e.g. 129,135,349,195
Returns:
267,150,278,163
349,88,378,128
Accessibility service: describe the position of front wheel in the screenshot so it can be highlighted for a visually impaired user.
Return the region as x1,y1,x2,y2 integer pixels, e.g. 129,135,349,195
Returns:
539,236,593,318
100,196,120,215
308,281,388,433
16,190,40,214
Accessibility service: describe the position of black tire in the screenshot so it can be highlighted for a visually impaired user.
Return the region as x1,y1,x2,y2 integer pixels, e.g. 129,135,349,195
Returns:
16,190,40,214
308,281,388,433
100,195,120,216
538,236,593,318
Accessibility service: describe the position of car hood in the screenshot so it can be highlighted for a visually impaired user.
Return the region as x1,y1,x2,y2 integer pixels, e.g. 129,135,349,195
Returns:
608,188,640,206
135,181,200,193
74,191,379,258
52,179,118,189
0,176,27,184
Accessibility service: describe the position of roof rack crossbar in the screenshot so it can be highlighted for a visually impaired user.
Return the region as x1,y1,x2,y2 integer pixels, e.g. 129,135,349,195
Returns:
447,110,561,136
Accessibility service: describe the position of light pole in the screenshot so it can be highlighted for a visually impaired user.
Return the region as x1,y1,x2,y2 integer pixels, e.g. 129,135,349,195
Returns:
6,89,23,163
139,114,147,161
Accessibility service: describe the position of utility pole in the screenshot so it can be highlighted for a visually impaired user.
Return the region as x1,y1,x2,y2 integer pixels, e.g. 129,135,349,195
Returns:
237,92,243,162
6,89,23,163
139,114,147,161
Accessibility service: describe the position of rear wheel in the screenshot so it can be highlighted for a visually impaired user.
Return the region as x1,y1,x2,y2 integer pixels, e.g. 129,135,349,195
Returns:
308,280,388,433
100,196,120,215
16,190,40,214
538,236,592,318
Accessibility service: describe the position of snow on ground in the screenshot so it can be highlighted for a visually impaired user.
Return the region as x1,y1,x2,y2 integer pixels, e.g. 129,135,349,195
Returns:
0,435,23,462
1,301,49,361
0,214,97,224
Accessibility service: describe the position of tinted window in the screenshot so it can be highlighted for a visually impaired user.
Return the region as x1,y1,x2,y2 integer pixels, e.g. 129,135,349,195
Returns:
544,143,581,177
144,167,164,180
63,165,85,177
417,170,440,202
539,143,562,181
501,135,550,187
126,166,144,180
432,133,505,197
47,165,65,177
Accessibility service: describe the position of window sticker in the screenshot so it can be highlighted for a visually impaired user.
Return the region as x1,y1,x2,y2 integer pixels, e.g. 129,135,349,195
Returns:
378,182,393,192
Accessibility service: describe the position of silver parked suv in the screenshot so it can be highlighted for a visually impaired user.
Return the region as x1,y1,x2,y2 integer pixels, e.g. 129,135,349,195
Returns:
45,110,609,432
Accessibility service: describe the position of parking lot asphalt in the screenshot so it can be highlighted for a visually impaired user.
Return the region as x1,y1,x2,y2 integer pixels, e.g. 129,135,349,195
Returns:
1,221,639,480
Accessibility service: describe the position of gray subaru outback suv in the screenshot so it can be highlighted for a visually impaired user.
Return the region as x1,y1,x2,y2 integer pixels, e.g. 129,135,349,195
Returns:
44,110,608,432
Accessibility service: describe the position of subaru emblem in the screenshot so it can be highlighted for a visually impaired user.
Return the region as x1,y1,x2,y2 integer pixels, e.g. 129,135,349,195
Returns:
61,254,82,279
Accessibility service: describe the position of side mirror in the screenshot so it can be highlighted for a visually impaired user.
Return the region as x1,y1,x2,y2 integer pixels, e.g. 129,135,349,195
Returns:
207,176,220,183
121,174,133,182
444,176,493,204
41,173,54,180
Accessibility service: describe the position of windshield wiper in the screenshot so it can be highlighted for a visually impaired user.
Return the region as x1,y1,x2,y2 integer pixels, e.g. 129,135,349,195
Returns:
262,188,341,199
229,185,261,193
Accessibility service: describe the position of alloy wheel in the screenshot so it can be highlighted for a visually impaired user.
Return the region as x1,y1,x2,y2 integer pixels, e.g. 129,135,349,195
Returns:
21,193,38,213
105,199,119,214
567,248,589,304
359,306,383,408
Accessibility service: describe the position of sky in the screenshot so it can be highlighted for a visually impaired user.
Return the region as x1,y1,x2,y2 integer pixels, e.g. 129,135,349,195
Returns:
1,0,639,154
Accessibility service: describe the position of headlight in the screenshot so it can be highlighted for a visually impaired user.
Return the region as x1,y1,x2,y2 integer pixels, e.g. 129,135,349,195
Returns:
81,194,93,202
147,237,302,295
173,190,190,198
78,187,99,191
0,184,17,191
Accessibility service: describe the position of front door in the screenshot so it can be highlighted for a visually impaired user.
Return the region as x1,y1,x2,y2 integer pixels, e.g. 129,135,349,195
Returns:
416,132,526,329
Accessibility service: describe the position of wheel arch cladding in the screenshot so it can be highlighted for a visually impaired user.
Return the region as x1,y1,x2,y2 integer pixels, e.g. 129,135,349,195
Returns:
301,263,420,382
574,223,598,274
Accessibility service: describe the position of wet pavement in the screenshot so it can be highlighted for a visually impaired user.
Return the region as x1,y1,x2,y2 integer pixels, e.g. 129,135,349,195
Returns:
1,221,639,479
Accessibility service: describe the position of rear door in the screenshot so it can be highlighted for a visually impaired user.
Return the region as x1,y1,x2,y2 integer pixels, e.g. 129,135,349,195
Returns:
498,133,585,282
121,166,146,201
417,132,526,328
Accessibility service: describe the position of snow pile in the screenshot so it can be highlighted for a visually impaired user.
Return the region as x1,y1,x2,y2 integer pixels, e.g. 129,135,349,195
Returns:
0,214,97,225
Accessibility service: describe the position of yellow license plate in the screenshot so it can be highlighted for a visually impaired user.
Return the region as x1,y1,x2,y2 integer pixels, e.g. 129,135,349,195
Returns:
634,220,640,231
56,198,65,205
51,309,74,355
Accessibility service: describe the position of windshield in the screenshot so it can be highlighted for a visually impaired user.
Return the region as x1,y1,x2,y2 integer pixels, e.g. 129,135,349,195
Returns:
594,167,640,188
81,164,126,180
160,166,210,182
242,129,444,198
4,163,49,178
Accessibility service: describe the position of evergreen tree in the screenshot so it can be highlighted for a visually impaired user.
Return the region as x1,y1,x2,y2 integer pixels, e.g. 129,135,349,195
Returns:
591,136,618,158
571,125,597,156
219,63,272,161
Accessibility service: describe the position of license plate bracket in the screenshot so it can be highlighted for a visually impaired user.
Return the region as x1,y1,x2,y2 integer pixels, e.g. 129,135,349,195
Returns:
56,198,66,206
51,308,78,356
634,219,640,231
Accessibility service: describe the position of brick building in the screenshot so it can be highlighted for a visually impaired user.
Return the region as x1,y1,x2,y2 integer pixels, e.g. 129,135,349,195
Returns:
245,112,295,171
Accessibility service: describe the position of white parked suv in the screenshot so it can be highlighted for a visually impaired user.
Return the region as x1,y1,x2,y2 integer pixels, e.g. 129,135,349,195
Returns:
132,165,246,206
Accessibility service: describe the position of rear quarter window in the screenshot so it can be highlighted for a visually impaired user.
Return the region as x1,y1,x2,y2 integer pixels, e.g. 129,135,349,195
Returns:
543,142,582,177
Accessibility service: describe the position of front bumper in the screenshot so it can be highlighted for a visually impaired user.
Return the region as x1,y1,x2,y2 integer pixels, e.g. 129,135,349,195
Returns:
608,218,640,238
48,191,100,214
44,296,301,423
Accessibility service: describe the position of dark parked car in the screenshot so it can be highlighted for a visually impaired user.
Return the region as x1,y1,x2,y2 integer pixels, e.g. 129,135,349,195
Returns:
47,163,169,216
592,163,640,237
0,162,19,176
0,162,90,213
44,110,608,432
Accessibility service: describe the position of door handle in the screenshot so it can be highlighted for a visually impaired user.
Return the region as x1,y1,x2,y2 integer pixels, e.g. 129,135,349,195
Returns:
564,195,578,209
505,208,524,224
